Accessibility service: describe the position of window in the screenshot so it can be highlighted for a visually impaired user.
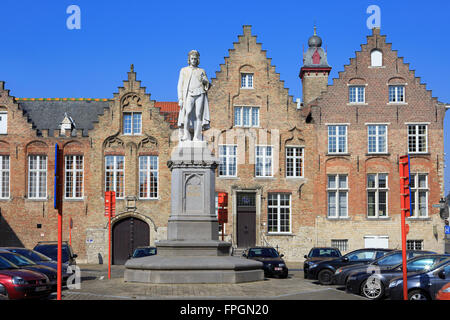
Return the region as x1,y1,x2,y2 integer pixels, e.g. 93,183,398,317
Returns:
367,125,387,153
389,85,405,103
219,145,237,177
0,155,9,199
371,50,383,67
255,146,273,177
0,112,7,134
367,173,388,218
349,86,365,103
139,156,158,199
105,156,125,198
327,175,348,218
123,112,142,135
346,250,376,261
410,174,428,217
407,240,423,250
241,73,254,88
328,125,347,154
286,147,304,178
268,193,291,233
408,124,427,153
331,239,348,252
28,155,47,199
65,155,83,199
234,107,259,127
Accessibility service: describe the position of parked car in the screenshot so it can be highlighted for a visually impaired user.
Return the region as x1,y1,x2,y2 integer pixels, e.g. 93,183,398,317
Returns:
305,248,393,285
243,247,288,278
0,256,51,300
436,283,450,300
33,241,77,265
0,247,70,284
346,254,449,300
333,250,436,286
303,247,342,279
387,257,450,300
131,246,157,259
0,250,58,291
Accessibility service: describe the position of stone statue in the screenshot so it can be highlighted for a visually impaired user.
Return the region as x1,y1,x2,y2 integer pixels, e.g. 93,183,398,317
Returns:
177,50,211,141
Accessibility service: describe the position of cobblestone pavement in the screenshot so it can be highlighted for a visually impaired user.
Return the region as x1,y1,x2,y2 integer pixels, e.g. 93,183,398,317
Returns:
53,263,367,300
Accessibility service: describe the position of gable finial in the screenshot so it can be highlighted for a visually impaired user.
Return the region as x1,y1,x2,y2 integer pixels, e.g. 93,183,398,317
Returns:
130,64,134,72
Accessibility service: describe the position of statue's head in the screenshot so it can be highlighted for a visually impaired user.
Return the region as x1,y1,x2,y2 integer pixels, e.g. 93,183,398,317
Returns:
187,50,200,67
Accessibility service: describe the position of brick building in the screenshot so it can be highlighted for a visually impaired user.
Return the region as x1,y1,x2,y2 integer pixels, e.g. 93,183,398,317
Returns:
0,26,447,263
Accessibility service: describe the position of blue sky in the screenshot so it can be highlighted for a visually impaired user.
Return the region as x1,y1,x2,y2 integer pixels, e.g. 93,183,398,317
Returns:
0,0,449,195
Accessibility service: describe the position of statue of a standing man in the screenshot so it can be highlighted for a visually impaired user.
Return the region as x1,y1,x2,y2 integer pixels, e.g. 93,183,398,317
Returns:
177,50,211,141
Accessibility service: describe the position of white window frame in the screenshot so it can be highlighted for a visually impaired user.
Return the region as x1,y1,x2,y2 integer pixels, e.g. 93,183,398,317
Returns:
389,85,405,103
255,145,273,177
234,106,259,127
0,155,10,199
327,174,348,218
64,155,84,199
0,112,7,134
123,112,142,135
407,124,428,154
410,173,428,218
327,125,348,154
367,124,388,154
267,193,291,234
241,73,254,89
218,145,237,177
138,155,159,199
28,155,47,199
105,155,125,199
367,173,389,218
285,146,304,178
349,86,365,104
371,50,383,67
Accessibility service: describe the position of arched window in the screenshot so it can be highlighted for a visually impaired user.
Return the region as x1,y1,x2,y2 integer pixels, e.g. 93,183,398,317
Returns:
371,50,383,67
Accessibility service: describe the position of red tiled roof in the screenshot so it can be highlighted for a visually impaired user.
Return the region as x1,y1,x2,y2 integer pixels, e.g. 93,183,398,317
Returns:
154,102,179,128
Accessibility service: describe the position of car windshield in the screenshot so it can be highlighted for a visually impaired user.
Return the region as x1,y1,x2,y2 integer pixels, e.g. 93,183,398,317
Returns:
345,250,376,261
308,248,341,258
248,248,279,258
0,256,19,270
406,257,448,273
34,245,70,262
132,248,157,258
0,252,36,267
375,252,403,266
9,249,52,262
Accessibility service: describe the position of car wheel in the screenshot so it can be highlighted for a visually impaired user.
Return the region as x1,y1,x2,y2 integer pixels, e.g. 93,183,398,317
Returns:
318,269,334,285
361,277,384,300
408,289,429,301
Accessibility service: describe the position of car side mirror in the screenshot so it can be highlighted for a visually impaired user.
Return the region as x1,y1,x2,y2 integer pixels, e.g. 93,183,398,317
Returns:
438,270,446,279
280,254,284,258
304,255,307,259
73,254,78,259
342,257,349,262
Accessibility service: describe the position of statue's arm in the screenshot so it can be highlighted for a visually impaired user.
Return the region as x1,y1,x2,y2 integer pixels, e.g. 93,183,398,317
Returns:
177,69,184,107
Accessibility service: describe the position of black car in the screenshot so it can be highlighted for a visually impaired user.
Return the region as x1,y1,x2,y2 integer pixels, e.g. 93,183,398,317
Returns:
333,250,436,286
303,247,342,279
0,250,58,292
387,257,450,300
305,248,393,285
33,241,77,265
131,247,157,258
346,254,449,300
0,247,70,284
243,247,288,278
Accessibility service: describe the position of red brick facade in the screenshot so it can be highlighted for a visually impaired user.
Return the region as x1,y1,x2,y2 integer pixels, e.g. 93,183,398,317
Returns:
0,26,446,263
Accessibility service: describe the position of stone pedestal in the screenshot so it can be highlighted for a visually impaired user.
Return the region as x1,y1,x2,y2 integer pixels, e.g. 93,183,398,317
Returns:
125,141,263,283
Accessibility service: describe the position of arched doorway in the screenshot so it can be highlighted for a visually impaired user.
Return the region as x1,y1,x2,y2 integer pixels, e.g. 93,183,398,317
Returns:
112,217,149,265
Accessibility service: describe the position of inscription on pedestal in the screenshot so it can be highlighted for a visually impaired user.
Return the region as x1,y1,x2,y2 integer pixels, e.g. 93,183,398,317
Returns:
184,174,204,213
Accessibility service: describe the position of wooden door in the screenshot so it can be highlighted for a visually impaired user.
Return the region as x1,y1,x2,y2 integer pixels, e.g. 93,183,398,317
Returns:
112,217,149,265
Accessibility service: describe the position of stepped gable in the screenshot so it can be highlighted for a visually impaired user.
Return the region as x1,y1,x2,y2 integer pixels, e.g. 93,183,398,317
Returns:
17,98,110,137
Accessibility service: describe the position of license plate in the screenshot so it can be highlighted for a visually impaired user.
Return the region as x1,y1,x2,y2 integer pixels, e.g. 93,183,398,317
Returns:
35,286,47,292
275,267,282,271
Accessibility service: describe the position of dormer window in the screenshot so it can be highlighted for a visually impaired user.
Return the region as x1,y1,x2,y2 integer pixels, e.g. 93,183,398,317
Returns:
60,113,75,136
371,49,383,67
241,73,253,89
123,112,142,135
